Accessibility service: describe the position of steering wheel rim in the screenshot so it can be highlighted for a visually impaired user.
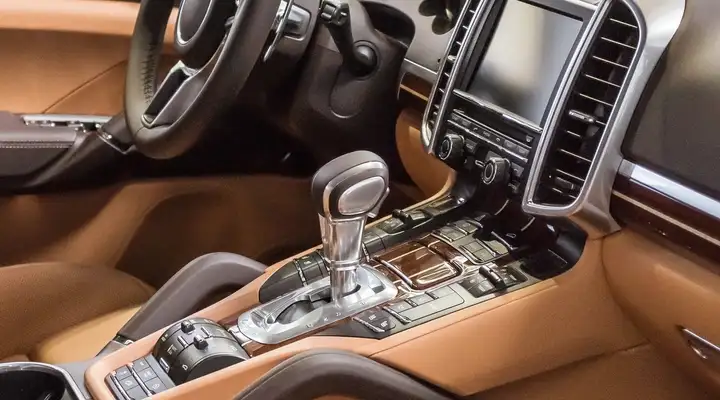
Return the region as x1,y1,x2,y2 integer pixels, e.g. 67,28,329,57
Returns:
125,0,283,159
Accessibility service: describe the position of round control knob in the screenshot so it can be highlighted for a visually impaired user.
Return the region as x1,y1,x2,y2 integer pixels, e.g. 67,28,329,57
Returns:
153,319,248,384
482,157,510,186
438,133,464,161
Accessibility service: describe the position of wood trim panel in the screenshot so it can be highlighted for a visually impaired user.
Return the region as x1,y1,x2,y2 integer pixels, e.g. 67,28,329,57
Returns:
611,175,720,261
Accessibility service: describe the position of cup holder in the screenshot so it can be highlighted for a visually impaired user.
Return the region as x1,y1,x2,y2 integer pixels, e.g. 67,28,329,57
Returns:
0,363,84,400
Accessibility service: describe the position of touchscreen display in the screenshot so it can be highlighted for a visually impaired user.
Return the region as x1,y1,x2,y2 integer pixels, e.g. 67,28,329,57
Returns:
467,0,583,127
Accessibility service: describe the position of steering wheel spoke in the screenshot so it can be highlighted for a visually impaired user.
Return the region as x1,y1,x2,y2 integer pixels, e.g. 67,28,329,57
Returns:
142,62,205,128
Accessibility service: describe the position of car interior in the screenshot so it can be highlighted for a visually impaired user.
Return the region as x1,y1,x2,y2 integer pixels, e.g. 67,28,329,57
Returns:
0,0,718,399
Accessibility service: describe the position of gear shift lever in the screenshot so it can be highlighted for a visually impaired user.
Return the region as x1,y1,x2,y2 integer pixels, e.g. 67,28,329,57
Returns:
237,152,397,345
311,151,389,303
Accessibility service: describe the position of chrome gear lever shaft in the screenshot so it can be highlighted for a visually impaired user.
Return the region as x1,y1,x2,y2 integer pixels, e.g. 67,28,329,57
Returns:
311,151,390,303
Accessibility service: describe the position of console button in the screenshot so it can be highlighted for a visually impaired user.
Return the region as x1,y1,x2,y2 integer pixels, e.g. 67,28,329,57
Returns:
144,378,167,394
362,231,385,254
386,300,413,313
517,145,530,158
436,226,465,241
473,248,495,263
295,254,318,270
464,139,478,154
460,275,485,290
356,309,395,332
407,294,434,306
118,375,139,391
125,386,147,400
428,286,454,299
132,358,150,372
400,293,464,321
197,323,234,341
454,220,478,234
497,267,526,287
462,241,484,254
378,217,404,234
484,240,509,256
180,320,194,334
467,280,496,298
114,366,132,381
510,163,524,178
137,367,157,382
301,263,323,284
478,265,505,288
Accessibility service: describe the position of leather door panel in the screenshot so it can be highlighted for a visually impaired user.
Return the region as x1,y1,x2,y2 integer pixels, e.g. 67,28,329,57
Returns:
0,0,175,115
604,229,720,394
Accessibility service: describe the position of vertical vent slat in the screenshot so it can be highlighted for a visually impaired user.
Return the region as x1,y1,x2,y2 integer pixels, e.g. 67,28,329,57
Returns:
426,0,483,131
534,2,640,205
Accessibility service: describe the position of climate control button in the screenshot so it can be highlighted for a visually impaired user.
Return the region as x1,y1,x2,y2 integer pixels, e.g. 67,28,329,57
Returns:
438,133,464,162
482,157,510,186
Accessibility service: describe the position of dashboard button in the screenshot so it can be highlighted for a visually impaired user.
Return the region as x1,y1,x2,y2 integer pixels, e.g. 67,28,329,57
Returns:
400,293,464,321
386,301,413,313
118,375,139,391
428,286,455,299
137,368,157,382
125,386,147,400
114,367,132,381
407,294,434,306
144,378,167,394
132,358,150,372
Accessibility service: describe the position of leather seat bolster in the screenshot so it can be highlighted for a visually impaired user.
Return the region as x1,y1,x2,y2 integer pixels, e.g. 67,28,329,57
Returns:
0,262,154,361
32,306,142,364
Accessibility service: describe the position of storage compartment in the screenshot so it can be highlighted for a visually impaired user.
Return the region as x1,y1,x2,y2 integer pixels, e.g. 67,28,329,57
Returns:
0,363,83,400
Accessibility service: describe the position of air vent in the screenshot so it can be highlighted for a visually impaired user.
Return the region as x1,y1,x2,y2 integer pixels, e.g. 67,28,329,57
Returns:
534,1,639,205
426,0,482,134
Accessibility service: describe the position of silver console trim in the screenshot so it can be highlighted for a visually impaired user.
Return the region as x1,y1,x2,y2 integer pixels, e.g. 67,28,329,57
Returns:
237,264,398,345
0,362,86,400
522,0,686,235
421,0,492,154
618,161,720,223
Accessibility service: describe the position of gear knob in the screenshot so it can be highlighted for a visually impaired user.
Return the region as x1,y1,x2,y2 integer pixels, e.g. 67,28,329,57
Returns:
311,150,390,221
311,151,390,301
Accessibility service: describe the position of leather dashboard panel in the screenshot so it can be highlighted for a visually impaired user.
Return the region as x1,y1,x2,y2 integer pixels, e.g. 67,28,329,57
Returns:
604,228,720,394
0,0,175,115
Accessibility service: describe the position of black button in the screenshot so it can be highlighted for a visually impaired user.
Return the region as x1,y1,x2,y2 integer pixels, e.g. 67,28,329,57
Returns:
436,227,465,241
197,324,232,340
429,286,454,298
478,265,505,288
460,275,485,290
400,293,464,321
115,366,132,381
180,320,194,334
511,163,524,178
194,335,208,350
379,218,404,233
467,280,496,298
132,358,150,372
473,248,495,263
144,377,167,394
295,254,318,269
301,263,323,283
407,294,434,306
485,240,509,256
504,139,517,153
386,301,413,313
462,242,483,254
362,231,385,254
125,386,147,400
357,309,395,332
464,139,478,154
118,375,139,390
137,368,157,382
517,145,530,157
454,220,478,234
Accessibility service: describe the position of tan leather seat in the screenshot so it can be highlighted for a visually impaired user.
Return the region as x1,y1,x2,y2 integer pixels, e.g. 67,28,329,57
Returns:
0,262,154,364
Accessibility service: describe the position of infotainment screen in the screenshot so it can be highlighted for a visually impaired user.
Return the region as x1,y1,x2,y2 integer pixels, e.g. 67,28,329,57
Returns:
467,0,583,128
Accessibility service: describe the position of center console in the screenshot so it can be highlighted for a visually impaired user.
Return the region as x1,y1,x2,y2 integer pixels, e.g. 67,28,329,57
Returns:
5,0,665,398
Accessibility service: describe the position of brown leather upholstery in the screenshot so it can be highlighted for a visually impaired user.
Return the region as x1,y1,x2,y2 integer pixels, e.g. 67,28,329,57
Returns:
32,307,141,365
0,262,154,362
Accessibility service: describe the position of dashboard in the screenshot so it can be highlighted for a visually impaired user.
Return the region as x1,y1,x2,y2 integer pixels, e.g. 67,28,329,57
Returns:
394,0,688,239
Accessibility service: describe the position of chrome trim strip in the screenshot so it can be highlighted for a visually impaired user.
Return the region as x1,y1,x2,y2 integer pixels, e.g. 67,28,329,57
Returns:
402,58,438,84
681,328,720,356
0,362,86,400
421,0,492,154
522,0,686,235
22,114,112,125
618,161,720,223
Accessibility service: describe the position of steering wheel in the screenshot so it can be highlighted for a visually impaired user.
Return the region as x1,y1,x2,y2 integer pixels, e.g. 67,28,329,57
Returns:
124,0,283,159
